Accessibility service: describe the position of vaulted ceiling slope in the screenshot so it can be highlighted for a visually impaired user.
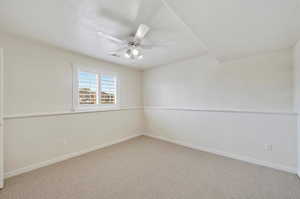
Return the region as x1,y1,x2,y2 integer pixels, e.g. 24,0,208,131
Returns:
0,0,299,68
166,0,300,62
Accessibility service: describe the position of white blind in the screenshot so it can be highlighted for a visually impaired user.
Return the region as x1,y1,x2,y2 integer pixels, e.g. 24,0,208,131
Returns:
101,75,116,104
78,72,98,104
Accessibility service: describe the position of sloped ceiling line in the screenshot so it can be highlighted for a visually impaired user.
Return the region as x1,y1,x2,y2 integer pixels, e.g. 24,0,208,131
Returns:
161,0,210,54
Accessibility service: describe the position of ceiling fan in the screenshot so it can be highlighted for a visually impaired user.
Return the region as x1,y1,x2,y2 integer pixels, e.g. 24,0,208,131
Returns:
97,24,155,60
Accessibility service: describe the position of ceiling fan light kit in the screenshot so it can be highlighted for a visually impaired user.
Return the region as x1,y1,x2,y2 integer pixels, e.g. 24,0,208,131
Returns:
124,48,143,60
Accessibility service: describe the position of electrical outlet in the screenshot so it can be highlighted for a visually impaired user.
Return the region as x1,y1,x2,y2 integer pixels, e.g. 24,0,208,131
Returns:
265,144,272,151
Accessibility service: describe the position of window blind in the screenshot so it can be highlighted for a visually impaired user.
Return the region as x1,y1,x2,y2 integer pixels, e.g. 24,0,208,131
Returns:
101,75,116,104
78,72,98,104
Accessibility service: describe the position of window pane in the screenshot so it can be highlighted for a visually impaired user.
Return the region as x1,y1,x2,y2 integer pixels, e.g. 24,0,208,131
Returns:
79,72,98,104
101,75,116,104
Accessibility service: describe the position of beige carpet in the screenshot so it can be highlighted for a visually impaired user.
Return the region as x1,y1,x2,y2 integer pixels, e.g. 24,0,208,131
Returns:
1,136,300,199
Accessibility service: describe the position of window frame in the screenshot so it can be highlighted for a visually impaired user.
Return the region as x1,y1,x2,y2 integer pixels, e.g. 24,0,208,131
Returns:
72,64,120,111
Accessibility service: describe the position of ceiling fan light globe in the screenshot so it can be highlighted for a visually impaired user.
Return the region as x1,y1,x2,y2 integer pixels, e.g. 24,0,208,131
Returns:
132,48,139,56
124,50,131,59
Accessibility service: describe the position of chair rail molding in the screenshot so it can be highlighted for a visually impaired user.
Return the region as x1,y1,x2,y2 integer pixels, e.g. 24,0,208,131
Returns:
144,106,296,116
4,106,143,120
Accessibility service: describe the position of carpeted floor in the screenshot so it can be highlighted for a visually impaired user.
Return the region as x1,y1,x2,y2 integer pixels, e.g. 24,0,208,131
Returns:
1,136,300,199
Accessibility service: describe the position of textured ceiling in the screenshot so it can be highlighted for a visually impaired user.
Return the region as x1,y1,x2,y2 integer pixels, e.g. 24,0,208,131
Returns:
0,0,299,68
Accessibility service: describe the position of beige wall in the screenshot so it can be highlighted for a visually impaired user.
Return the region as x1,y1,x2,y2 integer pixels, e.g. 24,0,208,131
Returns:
144,51,297,172
0,33,144,176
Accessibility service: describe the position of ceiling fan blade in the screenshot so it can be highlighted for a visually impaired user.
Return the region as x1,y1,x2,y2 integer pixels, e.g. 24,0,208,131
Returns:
108,46,128,56
108,52,121,57
114,46,128,52
97,31,127,44
134,24,150,40
140,44,167,49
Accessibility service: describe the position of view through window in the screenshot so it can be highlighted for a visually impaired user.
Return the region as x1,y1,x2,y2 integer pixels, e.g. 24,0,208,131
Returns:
77,70,117,107
79,72,98,105
101,75,116,104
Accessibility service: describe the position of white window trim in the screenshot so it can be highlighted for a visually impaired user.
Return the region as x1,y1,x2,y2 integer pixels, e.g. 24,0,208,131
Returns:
72,64,120,112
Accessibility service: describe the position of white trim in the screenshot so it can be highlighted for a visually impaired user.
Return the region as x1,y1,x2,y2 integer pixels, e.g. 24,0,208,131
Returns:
72,64,79,111
5,106,295,120
3,106,143,120
0,48,4,188
74,105,121,112
72,64,120,111
144,106,296,116
143,134,297,174
0,48,3,126
4,134,142,179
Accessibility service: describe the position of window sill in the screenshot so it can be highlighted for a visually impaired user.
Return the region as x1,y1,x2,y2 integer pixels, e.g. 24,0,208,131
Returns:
73,106,121,113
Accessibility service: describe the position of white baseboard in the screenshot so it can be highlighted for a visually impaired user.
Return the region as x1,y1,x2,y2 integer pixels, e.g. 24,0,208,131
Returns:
4,134,141,179
4,133,296,179
143,134,297,174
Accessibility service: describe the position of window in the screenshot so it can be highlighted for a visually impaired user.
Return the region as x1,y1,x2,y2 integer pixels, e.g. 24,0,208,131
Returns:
101,75,117,105
73,65,119,111
79,72,98,105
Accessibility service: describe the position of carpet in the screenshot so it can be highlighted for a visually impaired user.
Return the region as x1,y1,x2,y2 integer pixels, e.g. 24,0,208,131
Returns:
0,136,299,199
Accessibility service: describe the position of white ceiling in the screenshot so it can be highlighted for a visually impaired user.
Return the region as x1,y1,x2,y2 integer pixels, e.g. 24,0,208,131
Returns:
0,0,206,69
166,0,300,61
0,0,299,68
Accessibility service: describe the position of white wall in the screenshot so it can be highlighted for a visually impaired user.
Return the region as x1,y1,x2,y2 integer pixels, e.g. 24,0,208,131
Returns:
144,50,297,172
144,51,293,112
294,41,300,176
0,32,144,177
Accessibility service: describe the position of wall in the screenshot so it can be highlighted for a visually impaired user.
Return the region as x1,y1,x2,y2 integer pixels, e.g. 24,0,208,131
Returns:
144,50,297,172
294,41,300,176
0,32,144,177
0,48,3,187
0,30,297,177
144,52,293,112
